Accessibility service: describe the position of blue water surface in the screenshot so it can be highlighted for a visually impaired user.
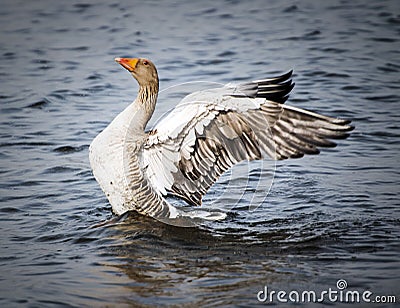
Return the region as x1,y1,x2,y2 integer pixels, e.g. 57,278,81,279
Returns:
0,0,399,307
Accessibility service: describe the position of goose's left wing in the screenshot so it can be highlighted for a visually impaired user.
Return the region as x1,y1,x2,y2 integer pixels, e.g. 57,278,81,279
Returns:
141,72,353,206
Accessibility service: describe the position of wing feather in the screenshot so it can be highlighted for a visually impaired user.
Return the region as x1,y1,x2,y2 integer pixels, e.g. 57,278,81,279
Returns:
141,72,353,206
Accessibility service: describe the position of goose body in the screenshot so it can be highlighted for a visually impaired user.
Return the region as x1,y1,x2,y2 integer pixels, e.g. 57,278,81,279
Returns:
89,57,353,221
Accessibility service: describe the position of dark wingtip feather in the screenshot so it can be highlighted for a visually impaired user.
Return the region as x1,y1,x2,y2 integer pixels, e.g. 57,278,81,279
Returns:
256,81,295,102
346,123,355,130
279,95,290,104
233,71,295,101
254,70,293,85
334,121,355,133
251,70,295,103
330,132,351,140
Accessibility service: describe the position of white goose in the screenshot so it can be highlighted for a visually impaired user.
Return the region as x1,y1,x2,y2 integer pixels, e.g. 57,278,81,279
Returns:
89,57,353,222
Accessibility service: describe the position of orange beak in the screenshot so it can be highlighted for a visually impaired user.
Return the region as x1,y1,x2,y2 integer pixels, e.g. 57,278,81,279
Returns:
115,57,139,72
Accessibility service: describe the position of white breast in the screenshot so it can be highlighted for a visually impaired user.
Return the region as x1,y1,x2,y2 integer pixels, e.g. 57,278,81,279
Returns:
89,103,141,215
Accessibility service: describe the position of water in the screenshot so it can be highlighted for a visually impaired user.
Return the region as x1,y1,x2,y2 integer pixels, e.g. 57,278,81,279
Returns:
1,0,399,306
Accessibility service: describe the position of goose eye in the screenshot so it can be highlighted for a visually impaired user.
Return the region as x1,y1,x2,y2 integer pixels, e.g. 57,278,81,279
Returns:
143,60,149,66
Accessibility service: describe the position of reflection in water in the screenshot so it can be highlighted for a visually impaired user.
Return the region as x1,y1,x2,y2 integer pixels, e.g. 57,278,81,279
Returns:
97,213,290,305
86,211,399,306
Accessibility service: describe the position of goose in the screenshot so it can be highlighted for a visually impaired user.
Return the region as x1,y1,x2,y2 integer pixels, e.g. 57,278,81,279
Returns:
89,57,353,223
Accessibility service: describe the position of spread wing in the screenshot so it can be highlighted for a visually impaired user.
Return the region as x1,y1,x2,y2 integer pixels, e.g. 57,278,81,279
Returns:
141,71,353,206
